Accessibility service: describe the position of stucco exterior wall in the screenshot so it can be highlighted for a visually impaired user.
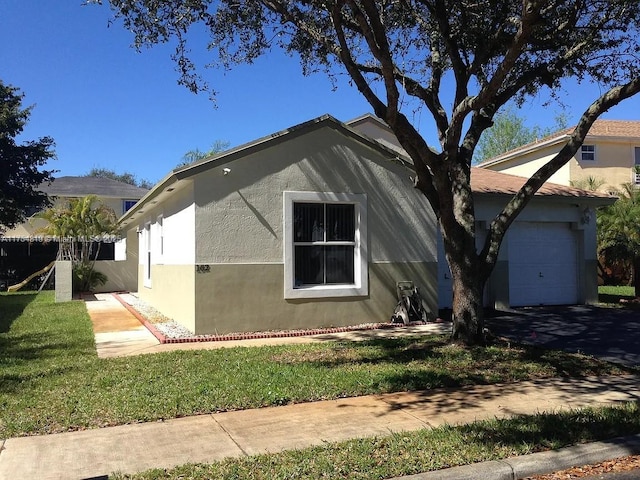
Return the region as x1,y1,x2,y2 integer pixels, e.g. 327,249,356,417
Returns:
192,261,437,335
473,196,599,307
132,183,197,328
570,141,638,190
94,228,139,292
193,127,437,264
185,126,438,333
484,137,639,193
483,143,571,186
138,264,196,331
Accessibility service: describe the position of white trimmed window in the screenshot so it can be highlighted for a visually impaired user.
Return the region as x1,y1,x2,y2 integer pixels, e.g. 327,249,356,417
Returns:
283,191,368,299
580,144,596,161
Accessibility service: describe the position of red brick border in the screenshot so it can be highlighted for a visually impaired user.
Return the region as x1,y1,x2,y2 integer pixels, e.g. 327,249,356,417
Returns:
110,293,443,345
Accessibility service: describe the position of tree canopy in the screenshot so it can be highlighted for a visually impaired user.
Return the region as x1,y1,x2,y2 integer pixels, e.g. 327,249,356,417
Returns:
96,0,640,344
177,139,230,168
84,167,153,189
474,108,566,164
37,195,118,291
0,80,55,231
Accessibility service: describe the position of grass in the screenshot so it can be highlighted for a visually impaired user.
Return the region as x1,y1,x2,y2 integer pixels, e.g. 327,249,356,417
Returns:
0,292,636,440
112,402,640,479
598,285,637,306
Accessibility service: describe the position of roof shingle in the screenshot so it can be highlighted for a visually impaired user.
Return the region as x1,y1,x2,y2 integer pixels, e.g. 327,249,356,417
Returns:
40,176,149,199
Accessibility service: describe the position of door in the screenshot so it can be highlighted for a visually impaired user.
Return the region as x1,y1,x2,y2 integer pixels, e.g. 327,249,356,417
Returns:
508,222,578,307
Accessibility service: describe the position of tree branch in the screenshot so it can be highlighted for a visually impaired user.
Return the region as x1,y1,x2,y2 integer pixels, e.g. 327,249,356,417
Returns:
480,76,640,275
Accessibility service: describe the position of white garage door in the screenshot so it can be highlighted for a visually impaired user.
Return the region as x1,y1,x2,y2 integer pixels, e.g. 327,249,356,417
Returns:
508,222,578,307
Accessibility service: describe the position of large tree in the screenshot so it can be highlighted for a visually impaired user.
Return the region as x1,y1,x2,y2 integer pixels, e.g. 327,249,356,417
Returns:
0,80,55,231
96,0,640,345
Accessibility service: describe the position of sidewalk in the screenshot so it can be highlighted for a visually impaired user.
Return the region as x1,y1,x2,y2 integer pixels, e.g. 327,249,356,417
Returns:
1,295,639,479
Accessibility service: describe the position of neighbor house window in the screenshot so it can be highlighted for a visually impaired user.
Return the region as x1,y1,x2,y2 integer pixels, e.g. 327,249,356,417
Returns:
123,200,138,213
283,191,368,299
580,144,596,161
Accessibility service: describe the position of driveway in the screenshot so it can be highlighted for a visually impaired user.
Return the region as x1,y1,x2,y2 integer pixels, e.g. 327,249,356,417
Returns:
486,305,640,367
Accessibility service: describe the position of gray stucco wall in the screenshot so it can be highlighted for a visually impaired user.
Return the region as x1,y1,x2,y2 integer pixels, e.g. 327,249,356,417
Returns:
193,261,437,335
193,127,436,264
187,126,438,333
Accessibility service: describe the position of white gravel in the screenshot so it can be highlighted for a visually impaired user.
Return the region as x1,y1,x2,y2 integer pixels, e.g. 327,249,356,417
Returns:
123,295,195,339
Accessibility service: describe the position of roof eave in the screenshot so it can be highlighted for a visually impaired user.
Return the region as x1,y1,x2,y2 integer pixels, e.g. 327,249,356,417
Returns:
477,135,569,168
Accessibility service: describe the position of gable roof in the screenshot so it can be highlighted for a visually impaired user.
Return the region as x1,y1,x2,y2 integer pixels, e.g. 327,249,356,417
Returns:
470,168,614,200
119,114,409,228
119,114,614,229
41,176,149,199
477,119,640,168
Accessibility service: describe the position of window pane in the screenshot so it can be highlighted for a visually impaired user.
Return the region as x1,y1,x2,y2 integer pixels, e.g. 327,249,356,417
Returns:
325,246,354,284
295,246,324,286
581,145,595,161
635,147,640,166
294,203,324,242
326,204,355,241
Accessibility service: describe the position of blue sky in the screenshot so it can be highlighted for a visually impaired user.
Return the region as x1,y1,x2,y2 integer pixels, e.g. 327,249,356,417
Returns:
2,1,639,186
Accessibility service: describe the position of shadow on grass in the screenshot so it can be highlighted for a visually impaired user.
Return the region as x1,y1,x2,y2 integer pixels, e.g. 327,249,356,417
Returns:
599,293,639,306
369,374,640,421
0,329,91,394
457,402,640,451
0,292,38,333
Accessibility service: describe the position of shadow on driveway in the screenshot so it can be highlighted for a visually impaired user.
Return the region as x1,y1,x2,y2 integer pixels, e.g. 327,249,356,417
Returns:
486,305,640,367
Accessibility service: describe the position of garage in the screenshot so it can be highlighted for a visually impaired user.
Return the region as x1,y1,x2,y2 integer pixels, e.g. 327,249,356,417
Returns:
508,222,579,307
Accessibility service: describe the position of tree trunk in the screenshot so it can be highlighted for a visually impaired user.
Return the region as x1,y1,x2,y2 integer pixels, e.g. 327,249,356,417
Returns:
449,256,486,345
440,212,488,346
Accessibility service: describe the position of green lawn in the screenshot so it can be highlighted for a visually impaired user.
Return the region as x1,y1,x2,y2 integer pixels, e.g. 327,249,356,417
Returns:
0,291,636,440
598,285,637,305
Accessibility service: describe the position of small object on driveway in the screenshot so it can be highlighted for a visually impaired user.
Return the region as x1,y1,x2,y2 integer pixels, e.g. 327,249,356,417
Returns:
391,281,428,324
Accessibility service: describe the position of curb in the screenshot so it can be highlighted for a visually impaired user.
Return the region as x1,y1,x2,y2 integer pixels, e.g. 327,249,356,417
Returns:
389,434,640,480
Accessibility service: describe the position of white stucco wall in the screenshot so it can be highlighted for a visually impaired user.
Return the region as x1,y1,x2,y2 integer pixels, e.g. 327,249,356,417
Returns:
136,184,196,266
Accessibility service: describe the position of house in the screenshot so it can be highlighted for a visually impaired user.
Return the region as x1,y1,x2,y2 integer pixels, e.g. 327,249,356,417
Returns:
0,176,148,292
448,168,613,310
477,120,640,193
119,114,614,335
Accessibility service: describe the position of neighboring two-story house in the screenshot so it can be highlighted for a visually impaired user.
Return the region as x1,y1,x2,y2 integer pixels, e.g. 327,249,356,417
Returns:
477,120,640,193
0,176,148,291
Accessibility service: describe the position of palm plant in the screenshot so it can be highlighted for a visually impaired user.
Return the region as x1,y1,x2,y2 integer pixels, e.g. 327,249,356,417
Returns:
570,176,606,192
597,184,640,296
36,195,117,291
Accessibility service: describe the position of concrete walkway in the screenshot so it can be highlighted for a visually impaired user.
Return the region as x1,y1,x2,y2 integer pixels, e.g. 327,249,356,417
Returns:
1,295,639,479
